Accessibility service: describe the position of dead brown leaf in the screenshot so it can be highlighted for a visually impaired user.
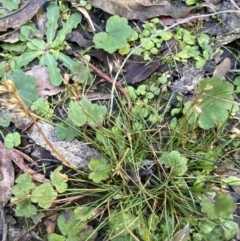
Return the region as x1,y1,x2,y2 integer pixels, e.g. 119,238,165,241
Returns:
66,31,93,48
0,30,20,43
44,215,57,234
0,141,14,206
9,149,50,183
160,13,210,26
90,0,198,20
119,61,159,84
172,224,190,241
137,0,170,6
0,0,50,31
32,6,47,36
26,66,63,98
213,57,231,79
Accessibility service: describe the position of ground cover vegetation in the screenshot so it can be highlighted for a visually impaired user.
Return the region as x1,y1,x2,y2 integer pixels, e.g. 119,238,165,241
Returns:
0,0,240,240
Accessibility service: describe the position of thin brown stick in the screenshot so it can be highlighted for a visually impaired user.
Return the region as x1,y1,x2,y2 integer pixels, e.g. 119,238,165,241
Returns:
72,50,132,110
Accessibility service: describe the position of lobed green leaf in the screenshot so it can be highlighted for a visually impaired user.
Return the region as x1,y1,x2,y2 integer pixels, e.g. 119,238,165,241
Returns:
7,70,38,106
201,193,236,219
159,151,188,176
4,132,21,149
52,12,82,48
93,15,133,54
41,51,62,86
68,98,107,127
88,158,112,183
46,2,60,44
50,166,68,193
1,0,21,11
54,122,78,141
31,183,57,209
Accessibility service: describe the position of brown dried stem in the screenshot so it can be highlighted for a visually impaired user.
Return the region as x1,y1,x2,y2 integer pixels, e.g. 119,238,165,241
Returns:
72,50,132,110
5,80,74,168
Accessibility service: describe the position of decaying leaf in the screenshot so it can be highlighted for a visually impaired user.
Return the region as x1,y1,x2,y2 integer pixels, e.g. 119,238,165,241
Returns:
26,65,63,98
33,5,47,36
72,3,95,32
160,13,210,26
90,0,198,20
119,61,159,84
9,149,50,183
0,30,20,43
213,57,231,80
0,0,51,31
66,31,93,48
0,141,14,206
172,224,190,241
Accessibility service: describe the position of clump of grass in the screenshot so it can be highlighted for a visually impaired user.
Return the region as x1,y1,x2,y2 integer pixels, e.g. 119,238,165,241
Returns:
1,70,239,240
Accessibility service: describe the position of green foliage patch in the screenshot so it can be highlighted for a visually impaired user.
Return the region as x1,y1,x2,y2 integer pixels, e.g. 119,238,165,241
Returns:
183,77,238,129
0,0,21,13
12,167,68,218
88,158,112,183
67,98,107,127
2,3,240,241
4,132,21,149
2,2,82,86
8,70,38,107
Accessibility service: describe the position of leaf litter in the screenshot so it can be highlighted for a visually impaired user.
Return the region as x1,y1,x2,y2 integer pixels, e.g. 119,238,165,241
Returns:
0,141,14,207
26,66,63,98
90,0,202,20
0,0,50,31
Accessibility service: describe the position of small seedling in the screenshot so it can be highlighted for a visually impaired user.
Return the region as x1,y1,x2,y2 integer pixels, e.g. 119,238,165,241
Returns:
174,29,222,68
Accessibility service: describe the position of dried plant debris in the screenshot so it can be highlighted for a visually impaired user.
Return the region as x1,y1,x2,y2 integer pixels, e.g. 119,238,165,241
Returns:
0,142,14,206
26,66,63,98
171,65,204,94
0,0,51,31
27,120,103,169
90,0,201,20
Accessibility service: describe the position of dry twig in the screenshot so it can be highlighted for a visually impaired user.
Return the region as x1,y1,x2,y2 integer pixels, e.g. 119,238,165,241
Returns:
72,50,132,110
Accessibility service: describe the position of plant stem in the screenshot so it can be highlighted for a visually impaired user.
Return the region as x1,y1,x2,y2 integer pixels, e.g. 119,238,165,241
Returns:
10,82,74,168
72,50,132,111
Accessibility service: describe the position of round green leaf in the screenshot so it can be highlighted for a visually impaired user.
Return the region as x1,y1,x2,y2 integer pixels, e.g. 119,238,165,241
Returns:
93,15,133,53
4,132,21,149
